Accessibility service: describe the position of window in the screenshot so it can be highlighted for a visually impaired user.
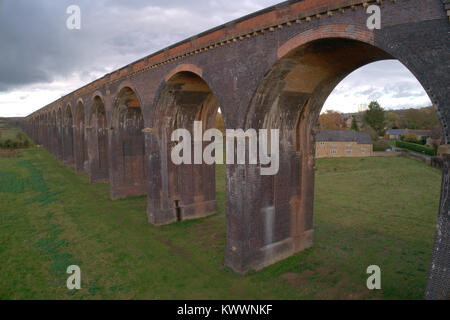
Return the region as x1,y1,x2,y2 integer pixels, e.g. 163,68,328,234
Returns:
320,142,325,146
361,148,366,154
331,149,337,155
347,142,352,147
331,142,337,147
346,149,352,155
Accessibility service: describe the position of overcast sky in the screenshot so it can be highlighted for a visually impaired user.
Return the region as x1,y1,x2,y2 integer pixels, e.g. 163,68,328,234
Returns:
0,0,431,117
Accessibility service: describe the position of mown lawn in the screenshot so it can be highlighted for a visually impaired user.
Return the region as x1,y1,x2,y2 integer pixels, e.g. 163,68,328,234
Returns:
0,139,442,299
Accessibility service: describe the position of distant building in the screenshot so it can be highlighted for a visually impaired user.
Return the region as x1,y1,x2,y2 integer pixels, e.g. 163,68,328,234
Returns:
344,117,353,129
386,129,431,140
407,129,431,139
342,114,363,130
386,129,405,140
315,130,373,158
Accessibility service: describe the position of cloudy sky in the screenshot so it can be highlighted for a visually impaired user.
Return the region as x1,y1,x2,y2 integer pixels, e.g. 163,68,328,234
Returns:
0,0,431,117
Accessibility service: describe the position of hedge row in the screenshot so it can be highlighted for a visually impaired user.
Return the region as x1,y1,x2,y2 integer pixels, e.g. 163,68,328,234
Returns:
395,140,437,156
0,139,30,149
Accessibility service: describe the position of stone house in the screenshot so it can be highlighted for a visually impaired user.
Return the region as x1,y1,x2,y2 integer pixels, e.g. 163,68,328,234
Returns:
315,130,373,158
387,129,431,141
387,129,405,140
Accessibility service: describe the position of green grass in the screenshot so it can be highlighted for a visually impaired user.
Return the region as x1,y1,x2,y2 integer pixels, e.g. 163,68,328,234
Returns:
0,120,32,149
387,140,396,147
0,121,22,141
0,141,442,299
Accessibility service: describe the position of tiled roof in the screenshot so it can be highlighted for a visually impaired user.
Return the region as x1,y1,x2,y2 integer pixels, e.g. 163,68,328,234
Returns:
406,129,431,137
387,129,405,135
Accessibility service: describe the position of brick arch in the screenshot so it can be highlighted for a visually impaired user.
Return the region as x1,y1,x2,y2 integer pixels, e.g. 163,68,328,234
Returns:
147,70,222,226
76,97,85,107
62,103,74,166
20,0,449,298
88,94,107,126
112,86,143,127
87,94,109,184
63,103,73,119
277,25,374,59
233,36,394,273
74,99,88,173
276,25,445,145
55,106,64,160
165,63,203,81
109,84,146,200
49,110,57,157
114,80,144,116
90,91,105,107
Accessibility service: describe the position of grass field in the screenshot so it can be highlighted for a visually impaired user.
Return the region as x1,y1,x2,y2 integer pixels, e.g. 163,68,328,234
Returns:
0,120,22,141
0,128,442,300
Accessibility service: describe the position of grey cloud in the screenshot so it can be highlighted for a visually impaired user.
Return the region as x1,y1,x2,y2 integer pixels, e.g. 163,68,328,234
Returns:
355,87,378,97
0,1,94,91
383,82,427,99
0,0,279,92
353,87,383,100
0,0,433,118
368,92,383,100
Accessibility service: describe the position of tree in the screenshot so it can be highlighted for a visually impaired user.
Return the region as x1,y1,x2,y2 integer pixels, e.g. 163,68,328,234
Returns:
402,107,439,129
402,132,419,143
363,126,379,142
363,101,385,136
385,111,400,129
351,116,359,132
318,110,345,130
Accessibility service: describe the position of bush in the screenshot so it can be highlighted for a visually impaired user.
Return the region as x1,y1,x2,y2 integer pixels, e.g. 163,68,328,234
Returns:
16,132,24,142
401,132,419,143
419,136,427,145
3,139,12,149
373,140,390,152
396,140,437,156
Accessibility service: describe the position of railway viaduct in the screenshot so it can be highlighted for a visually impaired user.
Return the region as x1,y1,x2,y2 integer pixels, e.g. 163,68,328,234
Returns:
21,0,449,299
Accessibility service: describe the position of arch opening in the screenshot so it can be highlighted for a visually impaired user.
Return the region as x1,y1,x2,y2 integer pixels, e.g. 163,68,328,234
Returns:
148,71,223,225
56,108,63,161
88,96,109,184
110,87,146,199
74,102,88,173
63,105,74,166
231,37,441,282
50,110,57,157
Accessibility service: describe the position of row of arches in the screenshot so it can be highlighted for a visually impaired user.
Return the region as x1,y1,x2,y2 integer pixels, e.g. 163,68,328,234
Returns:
28,88,144,192
28,71,223,216
22,31,448,298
